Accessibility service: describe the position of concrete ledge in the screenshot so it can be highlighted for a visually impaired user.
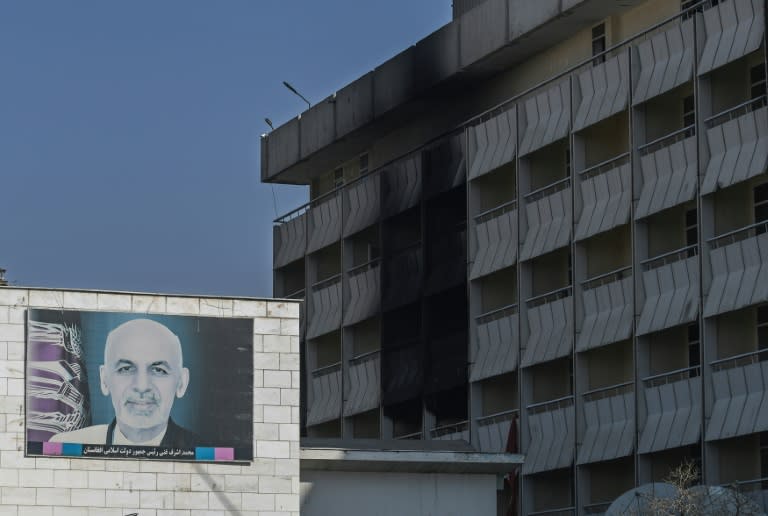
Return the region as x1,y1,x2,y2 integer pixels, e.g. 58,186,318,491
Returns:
301,445,523,474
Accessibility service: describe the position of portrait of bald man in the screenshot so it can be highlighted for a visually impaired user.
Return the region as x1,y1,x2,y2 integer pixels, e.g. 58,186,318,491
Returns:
50,318,199,447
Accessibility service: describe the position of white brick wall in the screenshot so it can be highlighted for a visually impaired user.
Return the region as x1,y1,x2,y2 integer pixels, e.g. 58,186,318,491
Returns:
0,288,300,516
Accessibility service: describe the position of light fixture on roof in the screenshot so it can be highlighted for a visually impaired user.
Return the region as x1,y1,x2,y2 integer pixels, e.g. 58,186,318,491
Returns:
283,81,311,109
264,118,274,131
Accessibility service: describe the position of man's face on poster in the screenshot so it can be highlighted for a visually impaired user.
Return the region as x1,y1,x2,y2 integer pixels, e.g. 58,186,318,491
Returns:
99,320,189,436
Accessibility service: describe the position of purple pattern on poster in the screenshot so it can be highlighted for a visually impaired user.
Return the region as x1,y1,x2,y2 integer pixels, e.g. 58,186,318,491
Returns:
26,320,91,442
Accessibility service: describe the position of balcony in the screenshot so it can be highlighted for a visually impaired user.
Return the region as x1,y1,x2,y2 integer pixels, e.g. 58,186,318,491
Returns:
382,154,422,218
638,366,702,454
520,178,573,261
382,341,423,406
582,502,612,516
706,349,768,441
577,382,634,465
429,420,470,442
274,209,308,268
698,0,764,76
343,259,381,327
382,243,422,311
467,107,516,181
470,200,518,280
344,350,381,418
637,245,699,336
471,304,519,382
635,126,697,219
728,477,768,514
632,17,694,105
306,362,342,426
572,52,629,132
523,395,575,474
575,153,631,241
529,509,575,516
519,80,571,157
307,191,342,254
343,174,380,238
704,220,768,317
577,267,633,352
476,408,518,453
306,274,342,340
702,99,768,194
423,133,465,199
522,287,573,367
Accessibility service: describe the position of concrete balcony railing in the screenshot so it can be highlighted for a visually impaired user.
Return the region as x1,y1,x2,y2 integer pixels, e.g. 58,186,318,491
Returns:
702,98,768,195
518,80,570,157
307,190,342,254
471,303,519,382
706,348,768,442
393,430,423,441
381,340,423,406
467,107,516,181
520,177,572,261
575,153,631,241
343,174,380,238
582,502,611,516
528,508,575,516
577,266,633,352
476,408,518,453
522,286,573,367
273,208,308,268
429,420,470,442
344,350,381,417
382,243,422,311
698,0,765,76
637,245,699,336
638,365,702,454
343,259,381,326
635,125,697,219
572,51,629,132
524,395,575,474
306,274,342,340
704,220,768,317
307,362,342,426
726,477,768,514
577,381,634,465
382,153,422,218
470,200,518,280
632,17,694,105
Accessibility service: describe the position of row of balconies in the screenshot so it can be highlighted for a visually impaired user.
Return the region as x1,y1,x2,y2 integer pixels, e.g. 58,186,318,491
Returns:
274,0,766,270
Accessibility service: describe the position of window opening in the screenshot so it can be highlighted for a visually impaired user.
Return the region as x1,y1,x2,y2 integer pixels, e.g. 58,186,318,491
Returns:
687,323,700,372
685,208,698,247
751,64,766,102
758,305,768,351
683,95,695,128
592,23,606,66
333,167,344,189
755,183,768,223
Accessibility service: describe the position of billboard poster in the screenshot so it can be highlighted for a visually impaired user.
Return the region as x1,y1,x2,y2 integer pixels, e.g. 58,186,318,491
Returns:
25,309,254,462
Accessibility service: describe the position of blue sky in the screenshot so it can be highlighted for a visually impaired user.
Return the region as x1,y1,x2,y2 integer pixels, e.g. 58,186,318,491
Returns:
0,1,451,297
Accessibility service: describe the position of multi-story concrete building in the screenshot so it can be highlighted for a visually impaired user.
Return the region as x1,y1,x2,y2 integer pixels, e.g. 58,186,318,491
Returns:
262,0,768,513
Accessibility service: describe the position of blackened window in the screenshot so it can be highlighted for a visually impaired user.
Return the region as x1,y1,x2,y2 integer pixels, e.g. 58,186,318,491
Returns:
333,167,344,188
685,208,698,246
683,95,695,128
761,432,768,477
751,64,766,101
755,183,768,223
758,305,768,351
688,323,701,371
359,153,369,176
592,24,606,66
